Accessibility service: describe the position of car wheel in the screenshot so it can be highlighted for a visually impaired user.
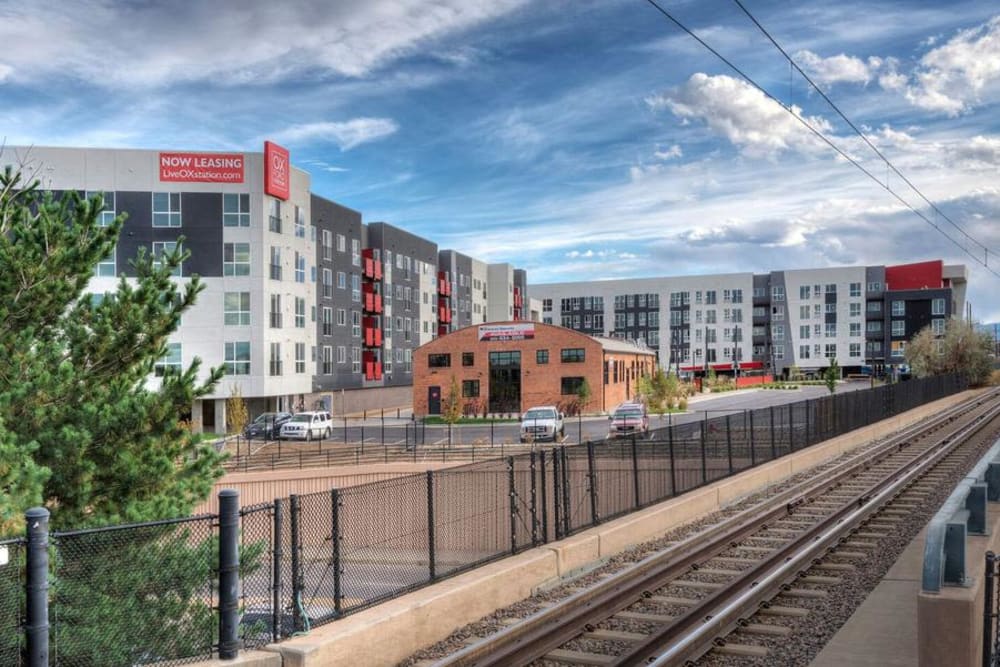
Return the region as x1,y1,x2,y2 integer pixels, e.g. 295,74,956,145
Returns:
325,427,331,438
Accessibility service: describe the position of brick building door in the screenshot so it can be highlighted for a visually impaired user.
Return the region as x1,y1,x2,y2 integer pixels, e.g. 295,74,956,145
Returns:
428,386,441,415
488,351,521,414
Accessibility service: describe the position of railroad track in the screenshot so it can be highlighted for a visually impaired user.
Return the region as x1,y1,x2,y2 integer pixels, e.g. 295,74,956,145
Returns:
424,388,1000,667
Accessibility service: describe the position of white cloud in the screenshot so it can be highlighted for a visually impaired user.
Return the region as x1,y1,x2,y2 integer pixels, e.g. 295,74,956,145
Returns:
0,0,528,89
647,73,832,158
653,145,683,160
906,16,1000,115
0,63,12,82
795,50,872,86
947,135,1000,167
270,118,398,150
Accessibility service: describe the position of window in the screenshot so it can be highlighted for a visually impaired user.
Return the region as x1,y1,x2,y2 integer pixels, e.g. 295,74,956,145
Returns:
850,282,861,297
800,325,810,339
224,292,250,325
352,310,361,338
849,343,861,357
224,341,250,375
561,348,585,363
322,269,333,298
96,246,116,277
867,301,883,313
849,302,861,317
799,345,811,359
322,230,333,260
825,323,836,337
154,342,181,376
152,192,181,227
799,285,810,299
223,193,250,227
800,305,810,319
891,340,906,357
295,343,306,373
337,234,346,252
351,239,361,267
891,300,905,316
269,294,282,328
87,191,117,226
561,377,585,395
269,246,281,280
771,286,784,301
867,281,882,292
891,320,905,336
825,283,837,294
850,322,861,337
351,273,360,302
825,303,836,313
269,342,282,376
462,352,474,366
536,349,549,364
932,298,945,315
867,321,882,333
336,346,346,365
152,242,182,277
295,205,306,238
427,354,452,368
932,318,945,335
322,307,333,336
295,297,306,328
462,380,480,398
814,304,822,317
774,345,784,360
867,341,883,354
352,346,361,374
295,252,305,283
323,346,335,374
772,324,784,341
731,289,743,304
336,308,346,326
268,199,281,233
825,344,837,358
705,290,717,305
770,308,782,321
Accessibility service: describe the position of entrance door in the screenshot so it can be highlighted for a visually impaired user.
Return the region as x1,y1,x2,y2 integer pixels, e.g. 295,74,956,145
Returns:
428,386,441,415
488,351,521,414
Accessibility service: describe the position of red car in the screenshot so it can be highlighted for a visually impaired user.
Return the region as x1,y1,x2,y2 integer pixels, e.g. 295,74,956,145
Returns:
608,403,649,437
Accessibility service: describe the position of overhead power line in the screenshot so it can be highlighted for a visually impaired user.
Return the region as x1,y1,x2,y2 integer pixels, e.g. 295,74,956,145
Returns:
640,0,1000,280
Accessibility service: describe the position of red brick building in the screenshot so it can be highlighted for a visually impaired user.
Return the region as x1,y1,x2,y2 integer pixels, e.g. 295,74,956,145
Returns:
412,322,657,416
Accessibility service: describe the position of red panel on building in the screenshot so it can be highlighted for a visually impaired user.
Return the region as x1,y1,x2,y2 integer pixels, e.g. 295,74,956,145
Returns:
264,141,290,200
885,260,943,290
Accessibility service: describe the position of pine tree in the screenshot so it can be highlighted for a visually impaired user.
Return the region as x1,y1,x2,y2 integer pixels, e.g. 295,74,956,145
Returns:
0,166,225,531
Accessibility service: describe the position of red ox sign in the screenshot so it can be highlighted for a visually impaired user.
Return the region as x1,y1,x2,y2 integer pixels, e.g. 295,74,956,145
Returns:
264,141,290,200
159,152,245,183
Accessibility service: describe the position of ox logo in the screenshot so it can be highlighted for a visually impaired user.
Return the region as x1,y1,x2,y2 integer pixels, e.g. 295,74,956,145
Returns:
264,141,290,200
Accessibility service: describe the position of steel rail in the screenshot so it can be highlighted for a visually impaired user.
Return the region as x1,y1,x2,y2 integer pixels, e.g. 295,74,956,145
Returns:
433,389,996,667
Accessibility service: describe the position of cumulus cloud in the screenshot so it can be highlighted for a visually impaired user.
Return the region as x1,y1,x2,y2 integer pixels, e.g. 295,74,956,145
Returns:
653,144,683,160
270,118,399,150
906,16,1000,115
646,73,832,158
795,50,873,86
0,63,12,82
946,135,1000,167
0,0,527,88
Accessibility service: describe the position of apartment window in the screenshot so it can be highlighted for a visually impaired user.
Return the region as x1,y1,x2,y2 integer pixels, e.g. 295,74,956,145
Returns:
932,318,945,335
321,307,333,336
561,348,585,363
352,310,361,338
732,289,743,304
352,274,361,302
293,343,306,373
800,305,810,319
867,281,882,292
336,346,346,365
849,302,861,317
772,324,784,341
311,305,316,323
774,345,784,359
351,239,361,266
770,308,782,321
295,297,306,328
752,287,765,298
323,346,335,374
814,304,822,317
224,341,250,375
223,193,250,227
799,345,811,359
800,325,810,339
891,320,905,336
224,292,250,325
825,344,836,358
891,341,906,357
322,230,333,260
95,245,116,277
867,321,882,333
462,380,480,398
268,199,281,233
86,191,117,226
336,308,346,326
269,294,282,328
295,252,305,283
825,323,836,337
771,286,784,301
868,341,883,354
154,342,181,376
462,352,474,366
867,301,883,313
825,303,836,313
849,282,861,297
269,246,281,280
706,328,717,343
891,300,905,316
294,205,306,238
932,298,945,315
152,192,181,227
850,322,861,337
352,346,361,374
322,269,333,298
799,285,810,299
268,342,282,376
849,343,861,357
536,349,549,365
152,242,182,277
825,283,836,294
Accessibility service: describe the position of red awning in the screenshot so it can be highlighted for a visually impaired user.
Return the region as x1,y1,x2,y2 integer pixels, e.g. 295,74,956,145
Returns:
739,361,764,370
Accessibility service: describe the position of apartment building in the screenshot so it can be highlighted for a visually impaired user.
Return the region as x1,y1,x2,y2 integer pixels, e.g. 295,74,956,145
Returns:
532,260,967,378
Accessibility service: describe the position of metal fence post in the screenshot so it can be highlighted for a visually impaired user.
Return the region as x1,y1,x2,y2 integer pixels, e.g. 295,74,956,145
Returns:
587,442,599,525
749,408,756,466
700,412,707,484
539,450,549,543
25,507,49,667
725,414,733,474
984,551,996,667
769,405,777,460
272,501,283,641
289,495,303,633
218,490,240,659
562,447,571,536
787,404,793,452
508,456,518,553
552,448,562,539
331,489,342,617
805,399,811,445
426,471,436,580
529,451,539,546
631,436,641,509
668,423,677,497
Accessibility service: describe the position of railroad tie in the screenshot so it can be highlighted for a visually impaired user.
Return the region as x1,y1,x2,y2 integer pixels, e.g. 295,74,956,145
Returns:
582,628,647,642
545,648,617,666
712,643,770,657
757,605,809,617
780,587,828,599
742,623,792,636
799,575,842,585
616,610,674,623
673,579,723,590
813,562,856,572
648,595,696,606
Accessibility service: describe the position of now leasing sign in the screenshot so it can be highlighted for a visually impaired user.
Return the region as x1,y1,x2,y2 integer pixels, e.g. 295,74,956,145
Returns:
478,323,535,341
264,141,290,200
159,152,245,183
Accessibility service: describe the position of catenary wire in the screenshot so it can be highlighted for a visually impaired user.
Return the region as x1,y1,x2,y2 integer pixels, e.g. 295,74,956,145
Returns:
640,0,1000,280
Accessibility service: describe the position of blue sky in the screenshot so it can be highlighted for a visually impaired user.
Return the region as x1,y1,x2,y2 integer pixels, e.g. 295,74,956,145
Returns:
3,0,1000,319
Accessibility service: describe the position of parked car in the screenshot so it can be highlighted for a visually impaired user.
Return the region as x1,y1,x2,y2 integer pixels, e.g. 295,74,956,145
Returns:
243,412,293,440
520,406,565,443
608,402,649,437
279,411,333,441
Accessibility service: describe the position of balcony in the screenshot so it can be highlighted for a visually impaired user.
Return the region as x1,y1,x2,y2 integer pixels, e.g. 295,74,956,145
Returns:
363,318,382,347
438,305,452,323
437,272,451,296
361,249,383,281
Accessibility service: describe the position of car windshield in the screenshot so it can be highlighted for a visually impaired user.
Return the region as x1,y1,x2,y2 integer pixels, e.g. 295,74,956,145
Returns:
524,409,555,420
289,414,312,422
615,408,643,418
253,413,278,424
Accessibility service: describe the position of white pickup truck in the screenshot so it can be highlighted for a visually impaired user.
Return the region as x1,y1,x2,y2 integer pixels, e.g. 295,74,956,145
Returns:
519,406,565,443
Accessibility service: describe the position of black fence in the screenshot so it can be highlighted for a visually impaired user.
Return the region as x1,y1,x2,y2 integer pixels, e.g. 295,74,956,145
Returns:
5,374,966,664
984,551,1000,667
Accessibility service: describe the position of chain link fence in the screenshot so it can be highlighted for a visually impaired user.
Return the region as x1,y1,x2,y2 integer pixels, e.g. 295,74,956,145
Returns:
0,538,25,666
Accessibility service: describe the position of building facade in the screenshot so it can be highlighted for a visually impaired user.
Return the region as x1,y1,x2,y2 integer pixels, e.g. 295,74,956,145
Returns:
532,260,967,378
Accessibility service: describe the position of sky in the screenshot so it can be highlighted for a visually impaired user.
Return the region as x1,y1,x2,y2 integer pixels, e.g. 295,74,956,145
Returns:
2,0,1000,320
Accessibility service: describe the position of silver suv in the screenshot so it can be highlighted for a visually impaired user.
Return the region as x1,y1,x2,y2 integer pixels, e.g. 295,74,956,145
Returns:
279,411,333,440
